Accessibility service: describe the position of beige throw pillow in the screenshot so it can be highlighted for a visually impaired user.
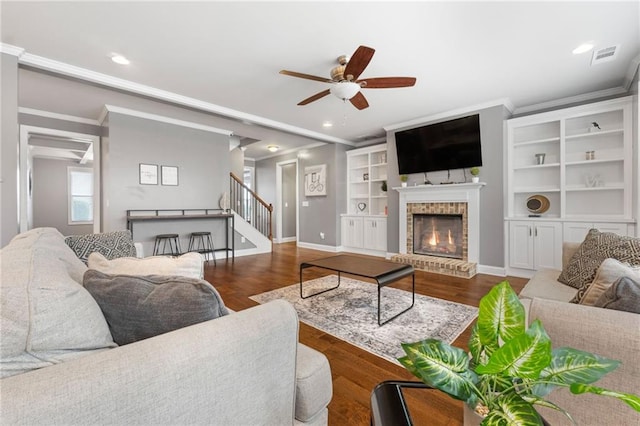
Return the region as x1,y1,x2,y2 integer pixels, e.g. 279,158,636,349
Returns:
88,252,204,279
577,258,640,306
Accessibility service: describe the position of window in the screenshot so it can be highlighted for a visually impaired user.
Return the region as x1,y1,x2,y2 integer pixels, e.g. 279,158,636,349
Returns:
68,167,93,224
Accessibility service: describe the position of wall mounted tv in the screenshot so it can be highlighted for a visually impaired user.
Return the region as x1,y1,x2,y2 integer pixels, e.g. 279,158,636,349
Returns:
395,114,482,175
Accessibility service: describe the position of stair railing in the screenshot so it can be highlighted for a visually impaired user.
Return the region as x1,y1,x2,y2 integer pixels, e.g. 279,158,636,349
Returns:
230,172,273,240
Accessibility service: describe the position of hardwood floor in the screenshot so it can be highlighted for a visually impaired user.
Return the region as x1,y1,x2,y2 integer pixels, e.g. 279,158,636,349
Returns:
204,243,528,426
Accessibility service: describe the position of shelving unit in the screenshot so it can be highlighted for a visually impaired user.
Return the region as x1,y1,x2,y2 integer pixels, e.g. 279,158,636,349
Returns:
342,144,388,255
505,96,635,276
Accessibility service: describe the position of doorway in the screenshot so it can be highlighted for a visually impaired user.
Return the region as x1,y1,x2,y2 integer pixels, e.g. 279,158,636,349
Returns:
19,125,101,235
276,159,298,243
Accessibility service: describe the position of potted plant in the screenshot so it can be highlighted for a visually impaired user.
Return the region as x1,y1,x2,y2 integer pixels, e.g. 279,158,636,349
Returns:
470,167,480,183
400,175,408,187
399,281,640,425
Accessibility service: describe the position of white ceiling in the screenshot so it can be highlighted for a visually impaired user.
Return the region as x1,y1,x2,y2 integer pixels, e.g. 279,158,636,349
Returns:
2,1,639,160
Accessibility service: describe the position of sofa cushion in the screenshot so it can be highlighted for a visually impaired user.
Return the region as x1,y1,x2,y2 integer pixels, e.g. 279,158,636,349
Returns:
295,344,333,422
65,230,137,264
593,276,640,314
88,251,204,279
0,228,116,379
83,270,229,345
518,268,577,302
572,258,640,305
557,229,640,290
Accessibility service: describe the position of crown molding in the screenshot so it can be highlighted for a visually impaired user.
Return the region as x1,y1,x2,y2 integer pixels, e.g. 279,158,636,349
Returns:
384,98,513,132
253,142,327,162
623,54,640,91
512,86,628,115
17,51,355,146
0,43,25,57
19,107,101,126
100,105,233,136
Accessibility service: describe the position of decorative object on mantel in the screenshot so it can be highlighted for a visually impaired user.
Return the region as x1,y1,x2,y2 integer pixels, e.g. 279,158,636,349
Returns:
139,163,158,185
400,175,408,187
469,167,480,183
161,165,178,186
526,194,550,217
535,153,546,165
219,192,230,212
399,281,640,425
357,202,367,213
304,164,327,196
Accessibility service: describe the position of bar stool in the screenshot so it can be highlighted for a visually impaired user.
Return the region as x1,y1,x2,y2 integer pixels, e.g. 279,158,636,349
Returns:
188,231,216,265
153,234,181,256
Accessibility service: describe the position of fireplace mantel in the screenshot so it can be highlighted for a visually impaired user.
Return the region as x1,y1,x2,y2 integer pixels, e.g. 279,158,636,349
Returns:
395,182,485,264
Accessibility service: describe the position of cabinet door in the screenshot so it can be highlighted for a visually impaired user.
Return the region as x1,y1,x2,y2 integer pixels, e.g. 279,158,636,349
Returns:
509,221,534,269
364,218,387,252
564,221,630,243
533,222,562,270
342,217,363,248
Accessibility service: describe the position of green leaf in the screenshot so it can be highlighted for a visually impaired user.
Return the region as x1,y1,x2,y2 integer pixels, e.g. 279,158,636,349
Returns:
476,320,551,379
571,383,640,412
477,281,526,347
532,347,620,397
482,392,545,426
400,339,478,401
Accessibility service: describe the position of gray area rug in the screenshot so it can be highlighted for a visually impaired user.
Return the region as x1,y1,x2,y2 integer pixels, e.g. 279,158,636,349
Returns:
250,275,478,364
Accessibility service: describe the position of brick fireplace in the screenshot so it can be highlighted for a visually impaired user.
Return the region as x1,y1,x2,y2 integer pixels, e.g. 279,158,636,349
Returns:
392,183,484,278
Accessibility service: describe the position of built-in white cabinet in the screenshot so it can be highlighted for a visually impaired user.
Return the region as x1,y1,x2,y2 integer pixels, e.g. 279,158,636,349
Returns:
509,221,562,270
346,144,388,216
506,97,635,276
341,215,387,255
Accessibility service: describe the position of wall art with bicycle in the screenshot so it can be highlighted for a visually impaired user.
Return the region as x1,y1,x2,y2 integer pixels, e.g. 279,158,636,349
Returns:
304,164,327,196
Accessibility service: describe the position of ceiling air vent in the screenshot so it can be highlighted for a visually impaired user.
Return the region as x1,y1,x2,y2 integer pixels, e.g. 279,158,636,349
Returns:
591,45,619,65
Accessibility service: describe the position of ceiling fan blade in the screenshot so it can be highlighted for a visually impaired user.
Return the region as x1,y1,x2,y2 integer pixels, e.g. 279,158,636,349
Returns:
343,45,375,81
280,70,333,83
298,89,331,106
358,77,417,88
349,92,369,110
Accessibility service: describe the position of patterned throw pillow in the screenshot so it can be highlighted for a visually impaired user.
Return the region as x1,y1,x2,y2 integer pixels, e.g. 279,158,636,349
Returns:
558,229,640,290
65,230,137,264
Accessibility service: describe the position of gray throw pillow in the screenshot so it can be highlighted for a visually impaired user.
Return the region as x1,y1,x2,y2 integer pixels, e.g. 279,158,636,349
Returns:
557,229,640,290
65,230,137,265
593,276,640,314
83,269,229,345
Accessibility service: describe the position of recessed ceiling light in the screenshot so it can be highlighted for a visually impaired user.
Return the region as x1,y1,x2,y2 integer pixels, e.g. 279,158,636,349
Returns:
323,121,333,128
267,145,279,153
111,54,130,65
572,43,594,55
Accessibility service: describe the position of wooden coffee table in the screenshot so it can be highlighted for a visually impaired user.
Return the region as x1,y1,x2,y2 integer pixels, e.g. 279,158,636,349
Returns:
299,254,415,326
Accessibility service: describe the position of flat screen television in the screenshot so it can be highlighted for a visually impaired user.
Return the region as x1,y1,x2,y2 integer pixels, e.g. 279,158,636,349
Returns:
395,114,482,175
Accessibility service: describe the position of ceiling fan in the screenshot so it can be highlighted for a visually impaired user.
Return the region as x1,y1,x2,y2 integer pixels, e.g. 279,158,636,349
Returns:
279,45,416,110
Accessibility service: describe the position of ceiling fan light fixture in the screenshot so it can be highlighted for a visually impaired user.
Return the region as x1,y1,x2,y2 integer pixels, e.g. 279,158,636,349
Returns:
330,82,360,100
267,144,279,153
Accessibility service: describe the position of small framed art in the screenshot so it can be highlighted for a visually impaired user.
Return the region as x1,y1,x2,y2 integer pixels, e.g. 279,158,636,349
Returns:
139,164,158,185
161,166,179,186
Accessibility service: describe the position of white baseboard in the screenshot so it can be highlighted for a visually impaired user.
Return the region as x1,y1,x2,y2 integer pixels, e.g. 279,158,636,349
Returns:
477,264,507,277
275,237,296,244
338,247,387,258
212,246,271,259
296,242,340,252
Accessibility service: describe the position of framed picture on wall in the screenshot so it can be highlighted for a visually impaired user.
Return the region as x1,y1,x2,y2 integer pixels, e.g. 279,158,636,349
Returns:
161,166,179,186
139,163,158,185
304,164,327,196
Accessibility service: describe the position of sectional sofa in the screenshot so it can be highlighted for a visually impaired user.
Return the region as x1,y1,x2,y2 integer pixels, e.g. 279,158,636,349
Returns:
0,228,332,425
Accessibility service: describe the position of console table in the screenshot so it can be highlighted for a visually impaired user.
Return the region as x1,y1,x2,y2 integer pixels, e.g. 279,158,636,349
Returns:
126,209,234,260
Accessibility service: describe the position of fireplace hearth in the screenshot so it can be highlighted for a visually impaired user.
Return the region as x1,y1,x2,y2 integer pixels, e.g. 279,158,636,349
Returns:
413,214,463,259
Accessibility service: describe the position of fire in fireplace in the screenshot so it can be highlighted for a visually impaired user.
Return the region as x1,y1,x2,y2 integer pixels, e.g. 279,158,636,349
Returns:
413,214,463,259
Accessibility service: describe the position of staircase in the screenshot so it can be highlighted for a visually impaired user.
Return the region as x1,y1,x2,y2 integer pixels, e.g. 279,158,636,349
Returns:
230,173,273,253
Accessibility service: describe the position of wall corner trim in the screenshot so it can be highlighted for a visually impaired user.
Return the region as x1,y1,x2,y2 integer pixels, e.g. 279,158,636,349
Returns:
0,43,25,57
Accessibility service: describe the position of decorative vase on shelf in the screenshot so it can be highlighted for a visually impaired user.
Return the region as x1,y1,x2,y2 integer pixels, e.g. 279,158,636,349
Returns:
471,176,480,183
401,182,407,187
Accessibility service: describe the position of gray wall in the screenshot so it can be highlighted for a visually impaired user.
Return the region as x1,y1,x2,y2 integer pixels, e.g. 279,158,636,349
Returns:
1,53,19,246
103,112,230,254
32,158,93,236
281,162,296,238
230,147,244,179
386,105,508,268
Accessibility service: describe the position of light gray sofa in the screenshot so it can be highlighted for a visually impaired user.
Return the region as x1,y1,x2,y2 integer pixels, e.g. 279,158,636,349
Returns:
517,243,640,425
0,228,332,425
